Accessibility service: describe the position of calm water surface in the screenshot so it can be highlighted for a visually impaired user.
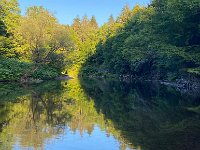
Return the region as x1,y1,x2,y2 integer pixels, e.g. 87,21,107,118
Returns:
0,78,199,150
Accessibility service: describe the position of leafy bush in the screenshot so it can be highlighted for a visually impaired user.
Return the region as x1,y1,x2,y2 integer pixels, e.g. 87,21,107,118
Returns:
0,57,32,81
31,66,59,80
0,57,60,81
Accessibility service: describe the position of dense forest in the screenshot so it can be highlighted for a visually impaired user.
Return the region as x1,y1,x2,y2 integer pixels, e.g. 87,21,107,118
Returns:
80,0,200,81
0,0,200,82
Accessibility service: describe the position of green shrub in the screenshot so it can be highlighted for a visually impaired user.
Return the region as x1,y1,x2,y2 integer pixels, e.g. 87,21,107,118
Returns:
0,57,60,81
0,57,32,81
31,66,59,80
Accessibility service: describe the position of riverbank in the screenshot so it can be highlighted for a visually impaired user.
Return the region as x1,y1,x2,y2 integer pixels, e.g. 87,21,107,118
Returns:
0,56,74,83
0,75,73,84
80,73,200,97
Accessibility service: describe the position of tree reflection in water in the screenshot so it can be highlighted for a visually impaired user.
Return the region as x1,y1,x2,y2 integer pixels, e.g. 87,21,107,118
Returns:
0,78,199,150
80,78,200,150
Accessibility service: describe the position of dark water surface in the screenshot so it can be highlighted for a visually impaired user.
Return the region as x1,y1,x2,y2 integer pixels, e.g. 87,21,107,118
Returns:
0,78,199,150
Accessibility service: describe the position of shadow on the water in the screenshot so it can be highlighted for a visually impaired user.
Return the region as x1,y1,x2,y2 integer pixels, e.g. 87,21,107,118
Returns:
79,78,200,150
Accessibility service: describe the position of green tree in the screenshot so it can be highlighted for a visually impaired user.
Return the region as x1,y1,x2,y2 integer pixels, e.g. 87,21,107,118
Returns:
116,4,132,24
90,16,98,29
17,6,73,68
0,0,20,34
82,15,89,28
72,16,81,31
0,0,20,58
108,15,115,25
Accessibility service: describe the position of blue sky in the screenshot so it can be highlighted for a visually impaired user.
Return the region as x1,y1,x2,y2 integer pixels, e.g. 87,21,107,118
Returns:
18,0,151,25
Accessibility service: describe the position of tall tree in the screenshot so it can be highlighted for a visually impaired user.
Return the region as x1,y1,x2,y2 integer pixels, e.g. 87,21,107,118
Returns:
17,6,73,71
72,16,81,31
90,16,98,29
108,15,115,25
82,15,89,27
117,4,132,24
0,0,20,58
0,0,20,34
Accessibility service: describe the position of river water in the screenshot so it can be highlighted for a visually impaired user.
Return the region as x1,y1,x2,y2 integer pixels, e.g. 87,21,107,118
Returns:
0,78,199,150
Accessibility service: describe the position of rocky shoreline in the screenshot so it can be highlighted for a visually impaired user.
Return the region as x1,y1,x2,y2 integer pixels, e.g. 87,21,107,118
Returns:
83,74,200,96
160,78,200,97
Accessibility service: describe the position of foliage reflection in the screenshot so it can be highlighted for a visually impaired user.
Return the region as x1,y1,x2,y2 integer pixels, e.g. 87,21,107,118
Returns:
0,78,199,150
